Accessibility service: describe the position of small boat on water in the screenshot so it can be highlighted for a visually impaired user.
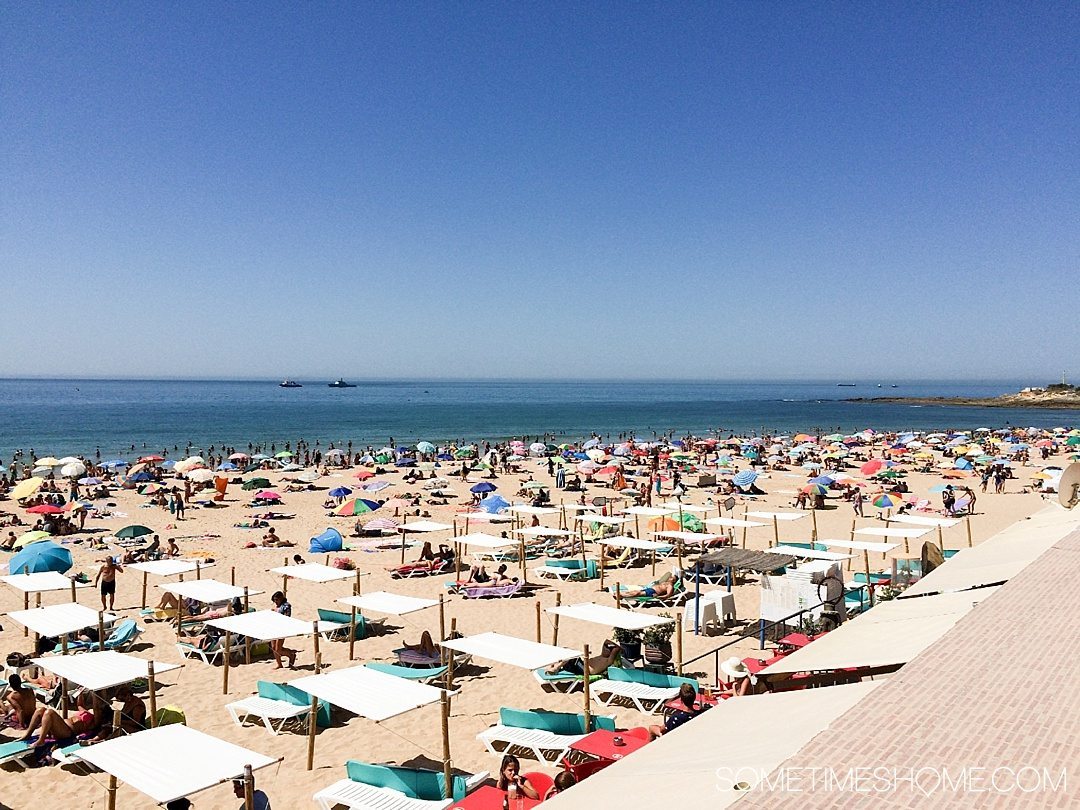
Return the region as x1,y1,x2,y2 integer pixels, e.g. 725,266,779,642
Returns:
279,380,302,388
836,383,857,387
328,378,357,388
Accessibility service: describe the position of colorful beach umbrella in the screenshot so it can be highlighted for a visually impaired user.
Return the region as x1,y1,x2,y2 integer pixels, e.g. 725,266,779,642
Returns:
334,497,380,516
801,483,829,496
26,503,64,514
732,470,758,488
872,492,906,509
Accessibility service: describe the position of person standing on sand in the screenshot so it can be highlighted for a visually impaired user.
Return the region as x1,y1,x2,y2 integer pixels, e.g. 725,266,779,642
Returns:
95,556,123,611
853,488,864,517
174,489,186,520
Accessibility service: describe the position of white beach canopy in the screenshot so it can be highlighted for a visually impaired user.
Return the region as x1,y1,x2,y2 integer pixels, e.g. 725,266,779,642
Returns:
73,724,279,805
746,511,807,521
126,559,216,577
157,578,263,602
336,591,439,616
289,664,446,721
822,539,901,553
704,517,767,529
440,631,578,670
399,520,453,532
574,514,631,525
1,571,90,593
621,506,676,516
542,682,880,810
268,562,358,583
515,526,575,537
545,602,673,631
6,603,116,637
901,504,1080,598
30,651,180,691
453,532,520,549
505,505,561,516
652,531,722,545
594,535,669,551
886,515,961,528
853,526,932,540
205,610,319,642
768,545,853,562
760,588,999,675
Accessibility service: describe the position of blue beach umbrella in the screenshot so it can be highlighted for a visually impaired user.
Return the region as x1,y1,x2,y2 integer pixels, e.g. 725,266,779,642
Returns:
436,453,453,461
10,541,73,574
128,472,153,482
479,494,509,513
954,458,973,470
809,475,834,485
470,482,497,494
328,487,353,498
416,441,436,454
733,470,759,488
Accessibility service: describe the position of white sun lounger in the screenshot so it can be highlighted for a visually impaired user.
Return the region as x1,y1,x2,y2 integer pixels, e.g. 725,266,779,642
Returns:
531,565,589,582
226,695,312,735
314,779,451,810
175,637,247,666
476,725,587,766
590,679,680,713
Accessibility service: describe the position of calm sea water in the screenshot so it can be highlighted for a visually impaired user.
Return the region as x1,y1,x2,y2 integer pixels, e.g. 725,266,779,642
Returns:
1,378,1077,459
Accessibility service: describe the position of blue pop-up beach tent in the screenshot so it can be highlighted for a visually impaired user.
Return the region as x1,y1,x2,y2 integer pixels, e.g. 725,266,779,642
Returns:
309,527,344,553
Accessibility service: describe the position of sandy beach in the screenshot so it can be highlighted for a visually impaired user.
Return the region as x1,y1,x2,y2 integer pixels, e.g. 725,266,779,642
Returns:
0,435,1072,809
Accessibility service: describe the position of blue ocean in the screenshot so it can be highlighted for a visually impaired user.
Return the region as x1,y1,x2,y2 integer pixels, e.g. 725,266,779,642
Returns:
1,378,1077,460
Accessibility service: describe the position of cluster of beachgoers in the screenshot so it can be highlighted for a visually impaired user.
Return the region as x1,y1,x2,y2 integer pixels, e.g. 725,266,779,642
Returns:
1,425,1077,808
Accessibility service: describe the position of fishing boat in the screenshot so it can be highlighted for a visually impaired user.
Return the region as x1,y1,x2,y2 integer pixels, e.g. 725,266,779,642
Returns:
328,378,357,388
279,379,302,388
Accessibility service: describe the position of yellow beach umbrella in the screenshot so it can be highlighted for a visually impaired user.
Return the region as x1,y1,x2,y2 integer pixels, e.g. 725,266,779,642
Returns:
13,530,52,549
11,477,45,500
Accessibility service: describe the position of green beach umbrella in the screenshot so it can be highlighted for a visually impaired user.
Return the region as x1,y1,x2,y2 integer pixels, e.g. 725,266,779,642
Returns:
116,525,154,539
243,478,272,490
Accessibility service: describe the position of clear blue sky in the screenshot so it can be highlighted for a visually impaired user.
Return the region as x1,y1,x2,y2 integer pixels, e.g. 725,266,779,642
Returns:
3,2,1077,381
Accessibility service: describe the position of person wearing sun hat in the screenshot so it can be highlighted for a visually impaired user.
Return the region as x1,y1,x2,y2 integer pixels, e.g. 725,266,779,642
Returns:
721,656,758,697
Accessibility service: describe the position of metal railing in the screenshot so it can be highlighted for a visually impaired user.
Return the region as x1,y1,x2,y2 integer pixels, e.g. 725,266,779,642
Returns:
682,601,829,687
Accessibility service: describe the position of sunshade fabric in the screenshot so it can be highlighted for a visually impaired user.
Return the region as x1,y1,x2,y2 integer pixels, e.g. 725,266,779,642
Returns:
157,579,263,602
454,532,520,548
901,504,1080,597
853,526,932,539
7,602,116,636
440,632,579,670
73,724,278,804
336,591,439,615
1,571,90,593
289,664,444,721
746,511,808,521
759,588,1000,674
542,682,880,810
127,559,216,576
205,610,318,642
545,602,674,630
31,651,180,690
822,539,901,553
767,546,853,561
268,563,357,583
594,535,669,550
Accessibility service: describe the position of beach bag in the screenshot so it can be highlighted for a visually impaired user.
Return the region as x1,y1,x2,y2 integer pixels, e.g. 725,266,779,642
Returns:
6,652,28,668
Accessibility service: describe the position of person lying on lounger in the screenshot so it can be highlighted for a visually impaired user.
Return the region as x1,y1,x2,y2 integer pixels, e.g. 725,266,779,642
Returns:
544,639,620,676
618,572,677,599
489,564,517,586
19,696,101,748
402,630,439,658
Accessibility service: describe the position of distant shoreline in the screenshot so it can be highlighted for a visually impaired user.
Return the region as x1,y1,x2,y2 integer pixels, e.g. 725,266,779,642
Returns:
846,394,1080,410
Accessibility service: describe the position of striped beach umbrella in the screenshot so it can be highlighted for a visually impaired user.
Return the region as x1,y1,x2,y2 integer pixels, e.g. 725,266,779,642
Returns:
334,497,380,516
872,492,906,509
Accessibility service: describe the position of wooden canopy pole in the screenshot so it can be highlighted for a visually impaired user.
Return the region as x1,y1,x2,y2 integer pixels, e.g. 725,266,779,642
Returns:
966,516,973,547
306,694,319,770
599,544,606,591
244,764,255,810
141,571,148,609
349,605,358,661
313,621,322,674
534,600,542,643
222,630,232,694
438,594,446,642
147,661,158,727
441,692,453,800
676,612,684,675
552,592,562,645
582,644,592,732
